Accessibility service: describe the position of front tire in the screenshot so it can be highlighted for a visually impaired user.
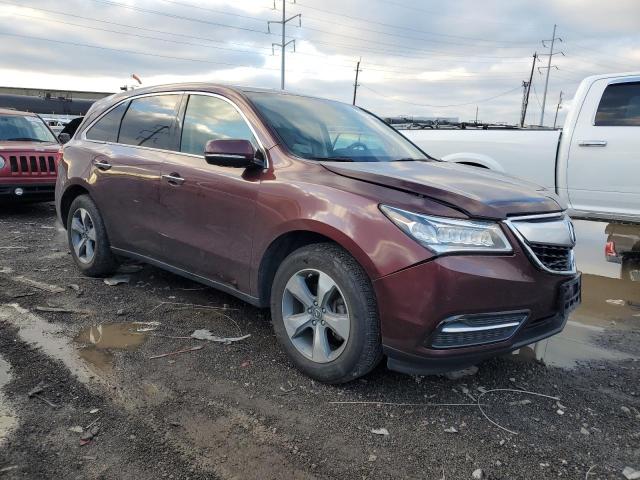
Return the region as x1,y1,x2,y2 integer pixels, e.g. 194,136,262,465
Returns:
66,195,118,277
270,243,382,383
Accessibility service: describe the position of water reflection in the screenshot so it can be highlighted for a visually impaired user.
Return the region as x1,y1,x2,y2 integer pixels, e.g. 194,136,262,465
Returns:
74,323,151,371
512,219,639,368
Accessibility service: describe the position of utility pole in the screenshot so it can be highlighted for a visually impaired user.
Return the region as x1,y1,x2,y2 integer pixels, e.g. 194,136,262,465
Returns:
268,0,301,90
520,52,537,127
352,58,362,105
539,25,563,126
553,90,564,129
474,105,478,124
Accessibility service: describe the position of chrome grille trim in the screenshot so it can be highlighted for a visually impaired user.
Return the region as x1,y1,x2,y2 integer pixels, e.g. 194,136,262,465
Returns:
504,213,577,275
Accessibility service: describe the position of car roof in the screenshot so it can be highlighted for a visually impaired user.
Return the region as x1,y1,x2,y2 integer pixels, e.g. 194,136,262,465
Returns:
108,83,330,103
0,108,39,117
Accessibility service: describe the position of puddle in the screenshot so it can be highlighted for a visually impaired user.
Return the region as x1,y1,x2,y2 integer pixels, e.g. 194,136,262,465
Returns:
0,303,96,384
521,219,640,369
511,321,635,369
0,354,18,446
74,323,151,372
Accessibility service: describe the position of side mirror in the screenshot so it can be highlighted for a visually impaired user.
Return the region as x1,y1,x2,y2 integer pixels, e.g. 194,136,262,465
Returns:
204,139,260,168
58,133,71,144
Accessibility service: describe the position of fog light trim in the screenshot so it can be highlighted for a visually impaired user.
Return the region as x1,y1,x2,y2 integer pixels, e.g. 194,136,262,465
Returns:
429,310,529,349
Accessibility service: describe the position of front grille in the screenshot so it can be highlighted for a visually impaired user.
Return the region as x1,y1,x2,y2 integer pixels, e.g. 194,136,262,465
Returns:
7,154,58,175
507,214,576,274
529,243,573,272
428,311,529,349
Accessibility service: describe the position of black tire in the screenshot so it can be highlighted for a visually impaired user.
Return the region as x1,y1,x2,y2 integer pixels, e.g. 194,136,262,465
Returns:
270,243,382,383
66,194,119,277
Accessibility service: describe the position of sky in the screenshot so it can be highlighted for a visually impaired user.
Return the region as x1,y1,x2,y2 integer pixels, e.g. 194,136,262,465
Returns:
0,0,639,125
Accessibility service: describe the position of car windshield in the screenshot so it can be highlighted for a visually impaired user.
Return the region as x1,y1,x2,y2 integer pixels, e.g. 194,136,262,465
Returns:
246,92,428,162
0,114,58,142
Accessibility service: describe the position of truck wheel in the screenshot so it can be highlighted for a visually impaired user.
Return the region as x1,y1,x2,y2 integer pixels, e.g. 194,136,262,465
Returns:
270,243,382,383
66,195,118,277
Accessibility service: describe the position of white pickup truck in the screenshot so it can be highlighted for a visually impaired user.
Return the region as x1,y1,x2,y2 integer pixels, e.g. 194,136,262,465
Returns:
404,72,640,223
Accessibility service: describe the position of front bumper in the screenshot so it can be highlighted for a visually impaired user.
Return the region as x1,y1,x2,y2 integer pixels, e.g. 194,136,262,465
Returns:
0,182,55,201
374,245,581,375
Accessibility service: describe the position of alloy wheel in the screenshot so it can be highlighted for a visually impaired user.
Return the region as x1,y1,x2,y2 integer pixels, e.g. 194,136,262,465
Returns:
281,269,350,363
70,208,97,264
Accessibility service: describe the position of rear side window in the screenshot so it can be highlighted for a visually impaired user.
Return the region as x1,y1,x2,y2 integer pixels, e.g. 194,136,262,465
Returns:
180,94,256,155
118,94,180,149
86,102,128,142
594,81,640,126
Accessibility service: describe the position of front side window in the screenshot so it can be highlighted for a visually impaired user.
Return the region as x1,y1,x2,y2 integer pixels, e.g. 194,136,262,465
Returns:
595,81,640,126
0,114,58,142
245,92,428,162
118,94,180,149
86,102,128,142
180,95,257,155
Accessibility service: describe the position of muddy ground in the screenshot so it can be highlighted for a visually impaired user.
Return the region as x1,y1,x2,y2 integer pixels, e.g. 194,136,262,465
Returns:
0,203,639,479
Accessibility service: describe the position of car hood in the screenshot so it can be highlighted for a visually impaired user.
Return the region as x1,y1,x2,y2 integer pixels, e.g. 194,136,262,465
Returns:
321,160,563,220
0,141,60,152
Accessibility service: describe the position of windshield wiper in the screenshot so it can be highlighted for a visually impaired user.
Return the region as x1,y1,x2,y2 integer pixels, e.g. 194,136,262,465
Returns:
5,137,47,142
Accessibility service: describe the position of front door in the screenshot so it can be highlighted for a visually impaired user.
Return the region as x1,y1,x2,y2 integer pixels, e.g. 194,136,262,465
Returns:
158,93,263,293
567,78,640,218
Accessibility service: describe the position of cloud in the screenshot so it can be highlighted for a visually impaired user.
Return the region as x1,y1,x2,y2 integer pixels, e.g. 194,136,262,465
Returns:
0,0,638,125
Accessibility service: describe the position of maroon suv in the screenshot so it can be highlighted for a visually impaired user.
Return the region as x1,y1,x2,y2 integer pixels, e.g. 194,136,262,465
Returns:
55,84,581,383
0,108,61,201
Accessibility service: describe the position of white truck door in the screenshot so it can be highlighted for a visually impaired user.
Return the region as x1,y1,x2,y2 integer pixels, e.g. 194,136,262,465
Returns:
567,78,640,219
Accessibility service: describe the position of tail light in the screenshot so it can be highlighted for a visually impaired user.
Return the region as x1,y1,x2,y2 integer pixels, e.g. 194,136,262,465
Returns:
605,240,617,258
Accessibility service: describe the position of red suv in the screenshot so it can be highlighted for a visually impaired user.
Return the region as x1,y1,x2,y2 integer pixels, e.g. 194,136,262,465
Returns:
55,84,581,383
0,108,61,201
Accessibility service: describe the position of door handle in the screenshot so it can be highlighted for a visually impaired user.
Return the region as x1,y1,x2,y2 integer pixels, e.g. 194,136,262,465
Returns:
161,173,185,185
93,160,112,170
578,140,607,147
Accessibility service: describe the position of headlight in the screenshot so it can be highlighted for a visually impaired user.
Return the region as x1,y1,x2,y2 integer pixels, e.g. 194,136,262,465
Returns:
380,205,512,254
0,155,5,170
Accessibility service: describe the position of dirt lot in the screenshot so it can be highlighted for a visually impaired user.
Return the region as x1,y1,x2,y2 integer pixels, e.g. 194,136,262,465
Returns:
1,203,639,479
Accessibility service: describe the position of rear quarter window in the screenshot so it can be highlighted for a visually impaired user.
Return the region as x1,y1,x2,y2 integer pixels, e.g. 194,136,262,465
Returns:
594,81,640,126
86,102,128,142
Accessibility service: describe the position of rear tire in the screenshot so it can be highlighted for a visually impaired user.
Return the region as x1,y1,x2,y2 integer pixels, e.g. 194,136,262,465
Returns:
270,243,382,383
66,195,118,277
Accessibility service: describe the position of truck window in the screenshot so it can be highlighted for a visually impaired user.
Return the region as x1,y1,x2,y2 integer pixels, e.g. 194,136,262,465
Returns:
86,102,128,143
179,94,257,155
118,94,180,149
594,81,640,126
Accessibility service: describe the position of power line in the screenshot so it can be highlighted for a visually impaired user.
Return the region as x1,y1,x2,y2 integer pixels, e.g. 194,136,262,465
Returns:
3,2,532,70
86,0,532,60
359,84,522,108
5,12,273,57
289,2,534,49
0,8,531,80
0,31,284,71
88,0,279,37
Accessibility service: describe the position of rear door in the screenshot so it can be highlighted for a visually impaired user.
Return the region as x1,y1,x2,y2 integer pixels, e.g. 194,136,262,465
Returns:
158,93,263,292
567,78,640,217
85,93,181,258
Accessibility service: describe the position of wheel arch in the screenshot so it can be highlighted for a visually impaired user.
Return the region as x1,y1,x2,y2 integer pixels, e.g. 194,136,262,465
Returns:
441,152,503,171
59,183,91,229
255,223,378,307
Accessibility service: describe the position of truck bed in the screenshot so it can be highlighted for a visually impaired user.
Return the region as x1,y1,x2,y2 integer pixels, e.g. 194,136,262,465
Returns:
403,129,562,191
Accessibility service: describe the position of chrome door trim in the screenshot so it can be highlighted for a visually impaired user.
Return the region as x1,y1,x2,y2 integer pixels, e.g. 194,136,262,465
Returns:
81,90,269,169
